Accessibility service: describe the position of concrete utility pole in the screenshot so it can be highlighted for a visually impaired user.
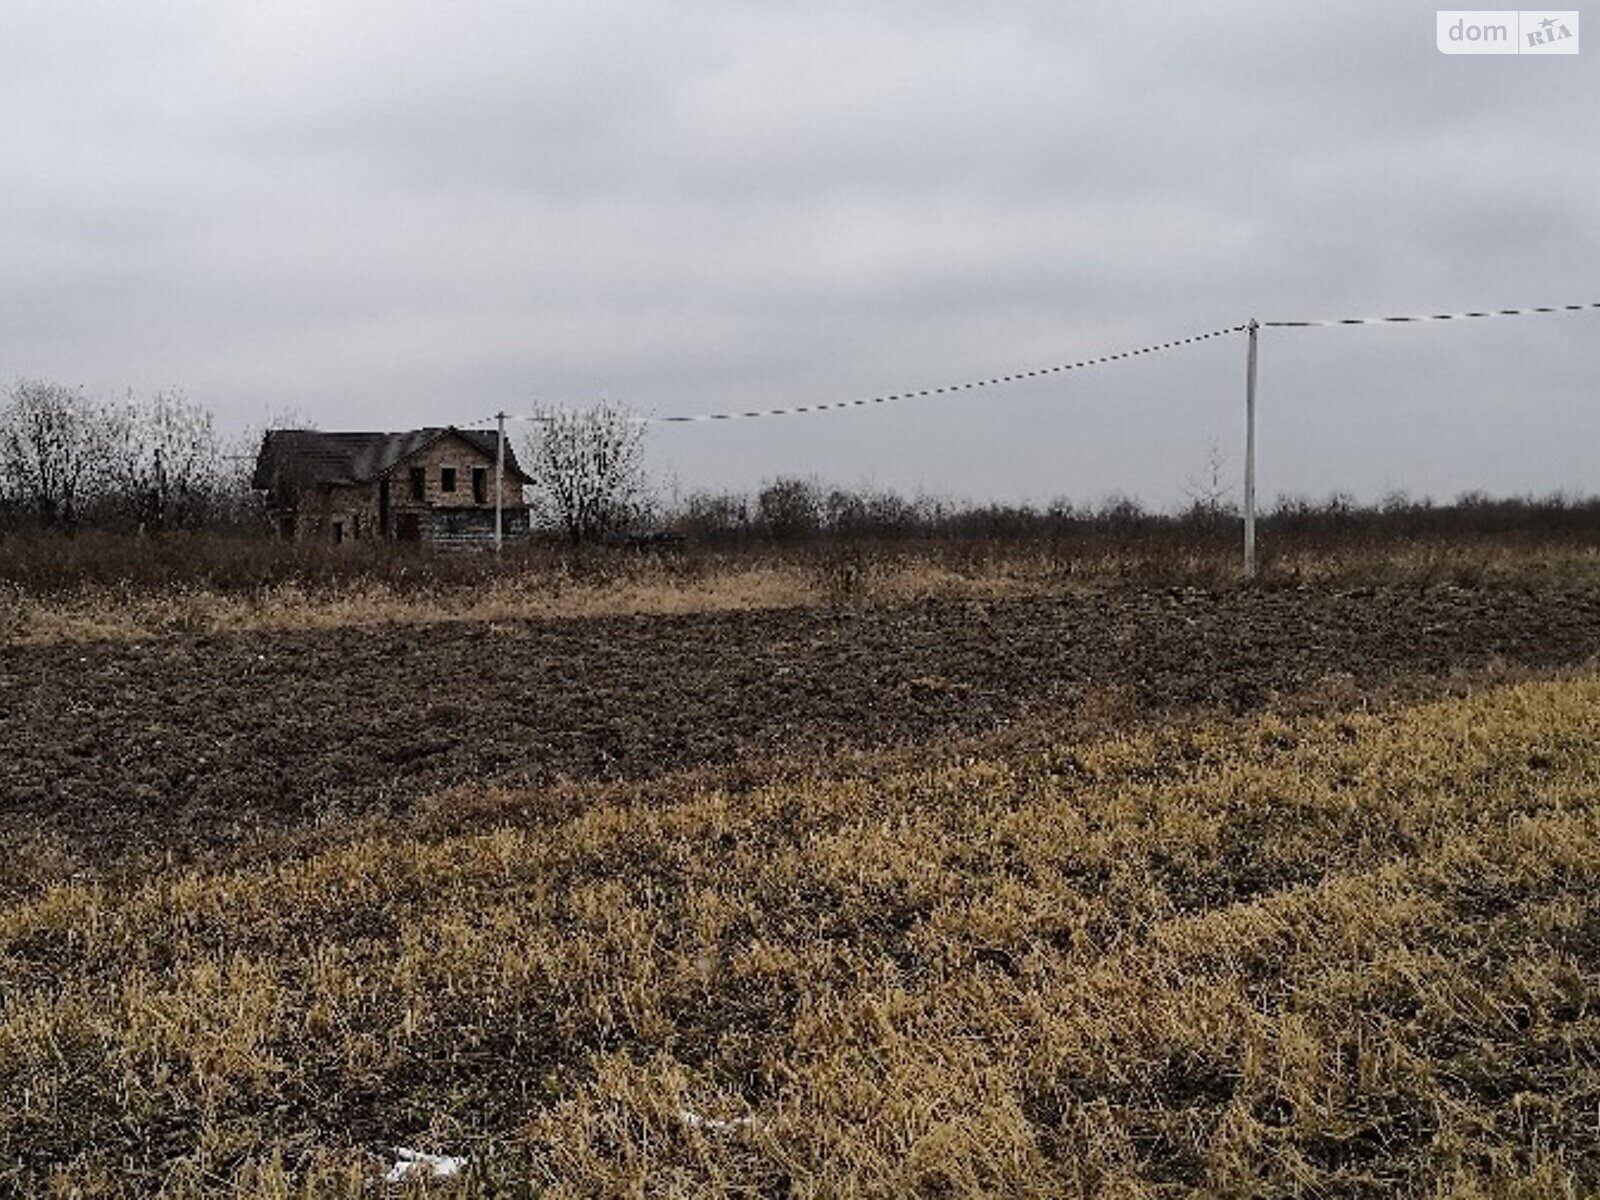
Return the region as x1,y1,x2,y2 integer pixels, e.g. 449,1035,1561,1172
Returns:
1243,318,1259,578
495,411,506,553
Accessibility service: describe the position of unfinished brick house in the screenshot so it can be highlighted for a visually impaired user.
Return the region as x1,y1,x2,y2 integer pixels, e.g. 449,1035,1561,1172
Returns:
253,427,533,546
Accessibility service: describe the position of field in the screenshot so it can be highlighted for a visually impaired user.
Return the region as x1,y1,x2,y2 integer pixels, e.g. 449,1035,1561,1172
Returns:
3,541,1600,1196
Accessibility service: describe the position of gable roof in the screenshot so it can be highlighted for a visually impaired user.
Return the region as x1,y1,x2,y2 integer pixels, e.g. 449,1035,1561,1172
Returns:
253,427,533,490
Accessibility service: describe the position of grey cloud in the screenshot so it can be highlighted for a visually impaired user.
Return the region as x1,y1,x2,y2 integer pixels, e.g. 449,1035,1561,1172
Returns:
1,0,1597,508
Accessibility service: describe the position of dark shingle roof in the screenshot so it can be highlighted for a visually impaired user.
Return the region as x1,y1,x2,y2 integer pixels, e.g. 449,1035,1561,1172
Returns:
253,427,532,491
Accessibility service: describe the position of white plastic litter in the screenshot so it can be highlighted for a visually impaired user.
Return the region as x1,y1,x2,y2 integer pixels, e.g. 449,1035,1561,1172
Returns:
385,1147,467,1184
678,1108,757,1134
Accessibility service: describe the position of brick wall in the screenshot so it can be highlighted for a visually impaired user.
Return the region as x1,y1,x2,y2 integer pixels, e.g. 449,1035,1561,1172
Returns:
417,506,531,547
393,434,526,512
297,483,378,543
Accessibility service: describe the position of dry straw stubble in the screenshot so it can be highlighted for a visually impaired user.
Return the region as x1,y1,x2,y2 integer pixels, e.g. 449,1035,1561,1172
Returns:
1,678,1598,1195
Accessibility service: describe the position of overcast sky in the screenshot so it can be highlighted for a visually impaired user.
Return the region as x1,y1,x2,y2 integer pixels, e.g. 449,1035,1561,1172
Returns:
2,1,1596,508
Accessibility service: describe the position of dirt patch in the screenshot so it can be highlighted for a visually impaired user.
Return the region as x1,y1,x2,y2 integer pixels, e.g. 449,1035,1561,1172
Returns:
4,582,1599,866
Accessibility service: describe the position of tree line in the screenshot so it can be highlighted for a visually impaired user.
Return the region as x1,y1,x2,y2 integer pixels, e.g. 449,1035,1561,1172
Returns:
516,405,1600,548
6,380,1597,546
0,379,257,533
667,478,1600,546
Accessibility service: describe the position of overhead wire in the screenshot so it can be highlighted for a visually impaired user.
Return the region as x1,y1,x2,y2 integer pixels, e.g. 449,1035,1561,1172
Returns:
463,300,1600,428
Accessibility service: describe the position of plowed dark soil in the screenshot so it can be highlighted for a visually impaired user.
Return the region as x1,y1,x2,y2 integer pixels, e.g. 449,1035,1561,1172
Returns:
4,583,1599,864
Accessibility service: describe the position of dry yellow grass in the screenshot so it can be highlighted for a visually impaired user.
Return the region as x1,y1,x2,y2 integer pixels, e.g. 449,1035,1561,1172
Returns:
6,538,1600,645
0,566,818,645
3,674,1598,1195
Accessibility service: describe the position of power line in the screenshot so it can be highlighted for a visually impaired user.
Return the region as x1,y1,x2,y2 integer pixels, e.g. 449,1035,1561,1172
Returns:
465,298,1600,428
1264,301,1600,328
466,322,1246,428
652,324,1246,422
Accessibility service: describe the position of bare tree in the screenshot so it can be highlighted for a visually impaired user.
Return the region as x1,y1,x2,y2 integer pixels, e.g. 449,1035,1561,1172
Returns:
522,401,648,543
1181,436,1235,517
0,379,111,528
110,389,222,532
